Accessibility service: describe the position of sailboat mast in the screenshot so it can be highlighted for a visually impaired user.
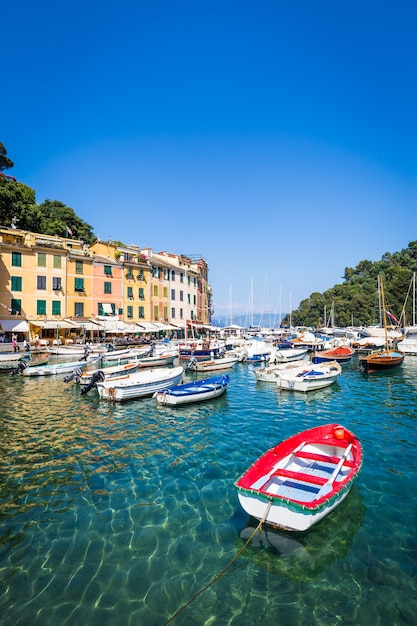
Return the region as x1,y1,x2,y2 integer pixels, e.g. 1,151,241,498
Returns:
380,276,389,351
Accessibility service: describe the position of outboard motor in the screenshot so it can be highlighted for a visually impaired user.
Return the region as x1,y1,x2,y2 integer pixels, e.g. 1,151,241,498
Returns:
106,343,115,352
63,367,83,383
186,357,197,370
10,360,27,376
81,370,105,395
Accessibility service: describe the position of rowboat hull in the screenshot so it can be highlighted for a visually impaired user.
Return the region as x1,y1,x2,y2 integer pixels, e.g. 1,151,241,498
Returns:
78,361,140,386
154,374,229,406
22,360,89,376
235,423,363,531
359,350,404,373
96,366,184,401
312,346,355,364
187,356,238,372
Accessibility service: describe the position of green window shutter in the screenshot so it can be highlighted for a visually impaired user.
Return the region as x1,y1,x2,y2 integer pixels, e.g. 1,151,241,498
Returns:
53,255,62,268
127,286,133,298
104,265,112,276
11,252,22,267
11,298,21,314
127,306,133,318
75,277,84,291
52,300,61,315
138,307,144,318
38,253,46,267
138,288,144,300
104,281,112,294
11,276,22,291
37,300,47,315
75,260,83,274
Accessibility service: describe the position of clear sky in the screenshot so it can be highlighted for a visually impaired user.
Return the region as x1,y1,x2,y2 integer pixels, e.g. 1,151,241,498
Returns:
3,1,417,323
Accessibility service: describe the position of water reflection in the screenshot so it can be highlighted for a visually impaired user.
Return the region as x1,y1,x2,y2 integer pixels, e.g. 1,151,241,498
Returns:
239,486,365,580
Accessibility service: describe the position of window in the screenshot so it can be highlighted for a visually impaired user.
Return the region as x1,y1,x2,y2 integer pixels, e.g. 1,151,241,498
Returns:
180,308,183,320
138,287,144,300
11,252,21,267
180,272,184,283
180,290,184,302
74,277,84,292
52,300,61,316
171,270,175,281
74,302,84,317
153,305,158,319
163,287,168,298
126,270,134,279
104,281,112,294
52,277,62,290
138,270,144,280
188,276,190,286
37,276,46,290
171,307,176,318
171,289,175,300
187,293,191,304
127,306,133,319
127,286,133,299
38,253,46,267
11,276,22,291
11,298,21,314
194,295,196,305
163,306,168,319
104,265,112,276
53,255,61,269
163,269,169,280
75,260,83,274
138,306,145,319
37,300,47,315
153,285,158,297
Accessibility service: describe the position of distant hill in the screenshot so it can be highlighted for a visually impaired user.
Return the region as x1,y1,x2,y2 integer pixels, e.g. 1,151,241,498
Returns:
282,241,417,328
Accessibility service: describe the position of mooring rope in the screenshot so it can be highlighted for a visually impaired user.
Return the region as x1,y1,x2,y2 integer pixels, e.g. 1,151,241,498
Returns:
162,499,273,626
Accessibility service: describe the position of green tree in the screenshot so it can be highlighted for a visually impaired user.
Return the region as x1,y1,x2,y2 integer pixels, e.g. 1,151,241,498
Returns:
0,177,37,228
0,142,14,172
36,199,95,243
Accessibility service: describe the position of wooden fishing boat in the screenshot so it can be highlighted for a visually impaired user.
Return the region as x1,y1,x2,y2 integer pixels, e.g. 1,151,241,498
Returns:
275,360,342,392
154,374,229,406
359,349,404,373
312,345,355,364
96,366,184,401
359,276,404,373
186,355,238,372
235,423,363,531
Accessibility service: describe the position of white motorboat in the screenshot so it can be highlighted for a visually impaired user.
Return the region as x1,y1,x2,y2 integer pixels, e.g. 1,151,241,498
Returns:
186,355,238,372
78,361,140,389
21,359,90,377
254,359,310,383
272,347,309,363
275,360,342,392
96,366,184,401
397,326,417,355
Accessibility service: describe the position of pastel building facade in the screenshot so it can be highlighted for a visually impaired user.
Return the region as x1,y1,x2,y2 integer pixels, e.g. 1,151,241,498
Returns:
0,226,211,340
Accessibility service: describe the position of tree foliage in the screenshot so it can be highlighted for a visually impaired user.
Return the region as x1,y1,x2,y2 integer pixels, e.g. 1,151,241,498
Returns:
0,142,14,171
284,243,417,328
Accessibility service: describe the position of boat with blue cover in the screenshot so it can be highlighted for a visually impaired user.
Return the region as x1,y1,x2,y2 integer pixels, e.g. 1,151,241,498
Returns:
154,374,230,406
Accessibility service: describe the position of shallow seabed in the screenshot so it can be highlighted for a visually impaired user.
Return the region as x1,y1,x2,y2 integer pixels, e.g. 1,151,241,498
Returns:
0,356,416,626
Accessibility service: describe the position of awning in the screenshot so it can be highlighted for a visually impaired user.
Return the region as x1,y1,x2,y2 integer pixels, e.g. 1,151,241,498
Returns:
101,303,113,314
0,319,30,332
135,322,160,332
28,320,80,330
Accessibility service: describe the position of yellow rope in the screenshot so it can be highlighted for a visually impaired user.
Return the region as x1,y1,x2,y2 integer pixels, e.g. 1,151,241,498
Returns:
162,500,273,626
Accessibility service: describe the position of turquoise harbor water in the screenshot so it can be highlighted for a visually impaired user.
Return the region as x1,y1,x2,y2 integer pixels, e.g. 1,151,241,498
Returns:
0,356,416,626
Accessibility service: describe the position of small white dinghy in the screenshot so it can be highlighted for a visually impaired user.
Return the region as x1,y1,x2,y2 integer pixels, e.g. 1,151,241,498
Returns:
154,374,230,406
275,360,342,392
96,366,184,401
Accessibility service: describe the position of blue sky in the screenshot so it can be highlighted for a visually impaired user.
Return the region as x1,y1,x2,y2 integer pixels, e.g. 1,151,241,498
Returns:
3,1,417,323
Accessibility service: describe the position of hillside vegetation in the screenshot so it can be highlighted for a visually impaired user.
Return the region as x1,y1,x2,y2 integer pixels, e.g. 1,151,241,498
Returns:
283,243,417,328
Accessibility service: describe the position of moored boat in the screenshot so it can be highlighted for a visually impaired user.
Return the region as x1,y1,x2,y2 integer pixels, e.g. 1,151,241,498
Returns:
21,359,90,377
235,423,363,531
186,355,238,372
359,349,404,373
78,361,140,390
272,347,309,363
96,366,184,401
154,374,229,406
254,359,310,383
312,345,355,364
275,360,342,392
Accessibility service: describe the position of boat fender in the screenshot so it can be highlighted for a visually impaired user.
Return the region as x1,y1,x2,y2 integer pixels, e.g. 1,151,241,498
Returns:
81,370,106,394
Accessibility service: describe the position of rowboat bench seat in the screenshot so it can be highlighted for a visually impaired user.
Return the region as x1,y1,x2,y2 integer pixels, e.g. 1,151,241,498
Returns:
294,449,355,468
